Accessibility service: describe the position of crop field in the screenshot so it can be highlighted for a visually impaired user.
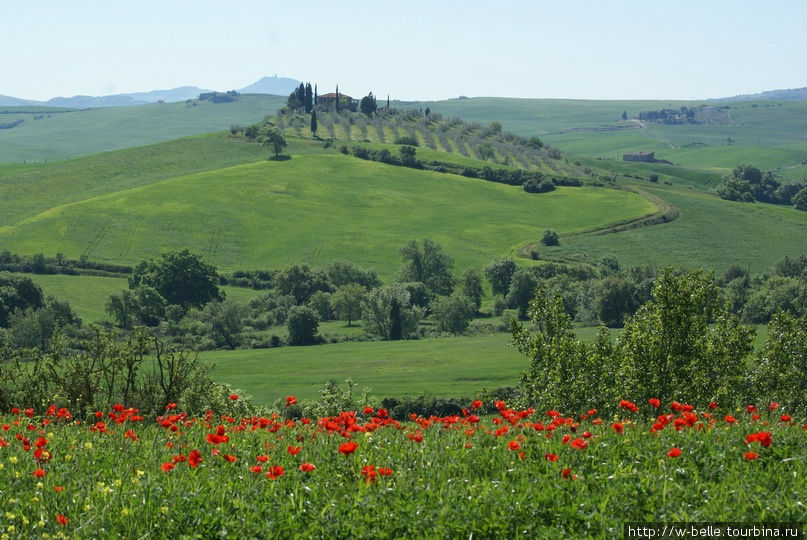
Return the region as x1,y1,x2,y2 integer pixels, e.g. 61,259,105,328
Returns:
0,153,656,277
0,94,285,163
0,401,803,537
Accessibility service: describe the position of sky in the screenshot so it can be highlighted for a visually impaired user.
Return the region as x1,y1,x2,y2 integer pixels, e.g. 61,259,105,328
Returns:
3,0,806,102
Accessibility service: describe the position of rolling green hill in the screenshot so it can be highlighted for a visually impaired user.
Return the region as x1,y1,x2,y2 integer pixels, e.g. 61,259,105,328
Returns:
0,94,285,163
0,151,654,277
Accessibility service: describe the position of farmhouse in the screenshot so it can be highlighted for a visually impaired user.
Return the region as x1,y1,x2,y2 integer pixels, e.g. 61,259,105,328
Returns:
318,93,358,112
623,152,655,162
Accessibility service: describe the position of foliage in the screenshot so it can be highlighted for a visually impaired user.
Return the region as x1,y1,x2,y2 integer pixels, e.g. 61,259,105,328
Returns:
541,229,560,246
259,124,287,158
276,264,332,305
0,272,44,327
398,239,455,296
129,250,223,310
748,311,807,414
106,286,167,328
716,164,805,206
460,269,484,311
430,293,476,334
5,298,81,351
506,269,538,320
325,261,380,290
484,258,517,297
200,300,244,350
362,284,422,340
307,291,333,322
286,305,320,346
617,268,754,407
330,284,366,326
360,92,378,116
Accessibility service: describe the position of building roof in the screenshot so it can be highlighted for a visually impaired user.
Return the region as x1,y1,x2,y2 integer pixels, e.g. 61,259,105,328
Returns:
319,93,354,99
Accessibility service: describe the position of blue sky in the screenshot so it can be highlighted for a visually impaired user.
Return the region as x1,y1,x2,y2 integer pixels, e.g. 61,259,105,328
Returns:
3,0,806,101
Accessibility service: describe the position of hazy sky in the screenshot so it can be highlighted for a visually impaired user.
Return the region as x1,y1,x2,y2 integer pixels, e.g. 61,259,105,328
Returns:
4,0,806,101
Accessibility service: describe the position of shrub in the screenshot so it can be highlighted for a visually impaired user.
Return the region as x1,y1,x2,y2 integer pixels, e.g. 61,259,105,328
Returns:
541,229,560,246
286,306,320,346
393,135,419,146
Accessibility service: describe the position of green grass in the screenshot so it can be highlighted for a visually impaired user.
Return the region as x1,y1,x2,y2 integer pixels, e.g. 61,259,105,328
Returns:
202,334,524,403
25,273,260,322
0,153,655,278
0,94,286,163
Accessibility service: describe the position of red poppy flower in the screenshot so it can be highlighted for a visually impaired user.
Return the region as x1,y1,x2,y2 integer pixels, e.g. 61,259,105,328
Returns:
378,467,393,476
780,415,792,422
165,403,177,410
161,462,175,473
709,401,718,409
223,454,237,463
266,465,284,479
507,440,521,451
667,448,682,458
256,455,269,462
471,400,483,410
188,449,202,468
54,486,64,492
745,431,772,447
571,438,589,450
229,394,238,401
465,443,472,449
746,405,757,413
561,434,571,445
339,441,358,455
744,451,759,460
33,468,47,478
545,453,558,462
561,467,573,478
56,514,69,526
250,465,263,474
724,415,737,424
24,408,35,418
285,396,297,407
612,422,624,434
11,407,20,414
299,462,316,472
287,445,302,455
172,454,186,463
768,402,779,411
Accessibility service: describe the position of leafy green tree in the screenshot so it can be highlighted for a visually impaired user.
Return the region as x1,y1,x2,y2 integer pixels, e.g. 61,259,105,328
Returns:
259,124,287,158
399,145,418,167
431,293,475,334
362,284,422,340
526,136,543,150
794,187,807,211
287,305,319,345
331,284,365,326
541,229,560,246
276,264,332,305
617,268,754,407
129,250,223,310
310,109,318,136
595,276,639,327
460,269,484,311
106,286,167,328
335,85,340,112
506,269,538,319
397,239,455,296
484,258,517,296
389,297,403,340
0,272,44,327
360,92,377,116
325,261,380,290
7,298,80,351
307,291,333,322
742,277,807,323
747,311,806,413
202,299,243,349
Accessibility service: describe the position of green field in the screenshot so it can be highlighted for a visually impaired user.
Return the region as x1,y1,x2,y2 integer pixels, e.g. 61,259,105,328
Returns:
0,152,655,277
0,94,285,163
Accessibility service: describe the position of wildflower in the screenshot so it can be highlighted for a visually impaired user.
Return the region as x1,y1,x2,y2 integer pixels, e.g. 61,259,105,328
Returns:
507,440,521,451
465,443,472,449
667,448,682,458
53,486,63,492
256,455,269,463
266,465,284,480
780,415,791,422
768,402,779,411
287,445,302,455
160,462,175,473
724,415,737,424
188,449,202,468
561,468,575,479
361,465,378,483
612,422,624,434
471,400,483,410
744,451,759,460
33,468,46,478
618,400,638,413
56,515,68,527
571,438,588,450
229,394,238,401
339,441,358,455
746,405,757,413
745,431,772,448
709,401,718,409
378,467,393,476
545,453,558,462
299,462,316,472
249,465,262,474
285,396,297,407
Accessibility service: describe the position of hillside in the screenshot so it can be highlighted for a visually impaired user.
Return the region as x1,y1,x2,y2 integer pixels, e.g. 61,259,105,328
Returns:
0,94,285,163
0,146,654,277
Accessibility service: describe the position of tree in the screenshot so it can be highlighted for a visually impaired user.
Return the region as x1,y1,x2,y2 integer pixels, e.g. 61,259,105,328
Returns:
304,83,313,113
129,250,223,310
594,276,639,327
389,297,403,340
331,284,365,326
484,258,517,297
431,293,475,334
307,291,333,321
314,84,318,106
748,312,806,414
621,111,627,120
325,261,380,289
259,124,287,158
460,269,484,311
202,299,243,349
794,187,807,211
310,109,318,136
287,305,319,345
335,85,340,112
541,229,560,246
0,272,44,327
397,239,455,296
362,284,422,340
399,145,418,167
276,264,332,305
506,269,538,319
360,92,377,116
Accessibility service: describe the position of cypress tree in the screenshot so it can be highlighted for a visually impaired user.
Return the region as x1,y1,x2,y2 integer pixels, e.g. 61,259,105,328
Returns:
387,95,390,108
335,85,340,112
389,297,402,340
310,109,317,135
304,83,313,113
314,84,318,105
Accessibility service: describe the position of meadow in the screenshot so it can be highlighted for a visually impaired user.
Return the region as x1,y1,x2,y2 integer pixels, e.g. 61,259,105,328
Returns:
0,401,803,538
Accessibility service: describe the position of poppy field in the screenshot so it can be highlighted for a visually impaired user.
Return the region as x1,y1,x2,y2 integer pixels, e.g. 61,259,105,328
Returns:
1,398,805,539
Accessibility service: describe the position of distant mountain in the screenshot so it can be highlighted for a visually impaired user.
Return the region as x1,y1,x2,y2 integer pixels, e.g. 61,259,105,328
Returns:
712,87,807,102
0,95,41,107
238,76,300,96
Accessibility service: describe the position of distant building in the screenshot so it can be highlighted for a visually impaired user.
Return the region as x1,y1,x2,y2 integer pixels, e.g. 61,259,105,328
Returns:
318,93,358,112
623,152,655,162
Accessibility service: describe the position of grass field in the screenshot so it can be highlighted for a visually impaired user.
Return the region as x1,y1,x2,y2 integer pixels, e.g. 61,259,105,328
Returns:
0,153,655,277
0,94,285,163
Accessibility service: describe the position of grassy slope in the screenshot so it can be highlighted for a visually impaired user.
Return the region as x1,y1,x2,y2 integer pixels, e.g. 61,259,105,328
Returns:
0,94,285,163
0,154,654,277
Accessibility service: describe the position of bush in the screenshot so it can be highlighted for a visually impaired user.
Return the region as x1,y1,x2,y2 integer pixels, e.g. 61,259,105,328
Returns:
286,306,320,346
393,135,419,146
430,293,476,334
541,229,560,246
